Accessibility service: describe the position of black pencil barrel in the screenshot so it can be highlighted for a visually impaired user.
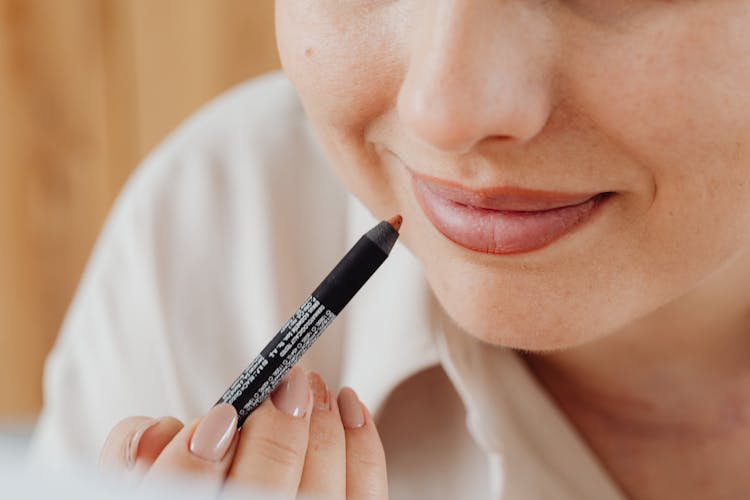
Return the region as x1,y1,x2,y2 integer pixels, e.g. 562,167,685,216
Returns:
216,219,400,427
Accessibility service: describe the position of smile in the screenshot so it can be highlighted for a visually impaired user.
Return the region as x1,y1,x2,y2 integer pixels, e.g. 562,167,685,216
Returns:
410,172,613,255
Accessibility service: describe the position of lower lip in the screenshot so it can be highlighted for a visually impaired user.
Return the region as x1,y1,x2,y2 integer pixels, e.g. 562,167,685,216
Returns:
412,178,611,255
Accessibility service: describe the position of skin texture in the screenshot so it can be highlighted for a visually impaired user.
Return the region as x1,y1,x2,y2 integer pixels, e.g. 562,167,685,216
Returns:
275,1,750,499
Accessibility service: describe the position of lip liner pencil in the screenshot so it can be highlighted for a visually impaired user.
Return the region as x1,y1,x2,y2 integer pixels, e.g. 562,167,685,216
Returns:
216,215,403,427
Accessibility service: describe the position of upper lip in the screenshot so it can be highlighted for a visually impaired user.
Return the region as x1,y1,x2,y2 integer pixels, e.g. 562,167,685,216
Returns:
410,171,604,212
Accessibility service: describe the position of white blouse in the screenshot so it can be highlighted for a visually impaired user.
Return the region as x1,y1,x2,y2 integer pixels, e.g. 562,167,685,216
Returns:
28,72,624,500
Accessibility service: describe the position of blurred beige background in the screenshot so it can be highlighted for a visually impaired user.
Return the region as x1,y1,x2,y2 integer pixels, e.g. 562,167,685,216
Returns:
0,0,279,424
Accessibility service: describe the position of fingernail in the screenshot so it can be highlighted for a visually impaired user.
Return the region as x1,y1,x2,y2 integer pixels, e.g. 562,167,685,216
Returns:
338,387,365,429
308,372,330,411
189,403,238,462
126,418,162,469
271,366,310,417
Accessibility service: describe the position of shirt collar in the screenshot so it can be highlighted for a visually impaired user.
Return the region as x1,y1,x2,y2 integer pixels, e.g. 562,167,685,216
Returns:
435,305,626,499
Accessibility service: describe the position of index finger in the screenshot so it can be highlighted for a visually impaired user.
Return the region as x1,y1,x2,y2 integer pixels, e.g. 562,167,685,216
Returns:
225,366,313,495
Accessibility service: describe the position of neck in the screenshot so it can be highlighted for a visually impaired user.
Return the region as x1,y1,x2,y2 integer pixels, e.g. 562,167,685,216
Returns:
527,246,750,433
523,248,750,499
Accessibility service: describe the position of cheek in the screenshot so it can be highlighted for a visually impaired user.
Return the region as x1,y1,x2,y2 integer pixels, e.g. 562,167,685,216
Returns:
567,5,750,264
275,1,404,129
275,2,409,219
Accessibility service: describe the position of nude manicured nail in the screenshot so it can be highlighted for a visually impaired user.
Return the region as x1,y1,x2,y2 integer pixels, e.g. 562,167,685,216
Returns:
338,387,365,429
271,366,311,417
308,372,330,411
189,403,238,462
126,418,161,469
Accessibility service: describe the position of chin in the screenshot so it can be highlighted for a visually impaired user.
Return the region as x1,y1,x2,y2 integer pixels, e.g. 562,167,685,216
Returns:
421,266,625,353
436,296,597,353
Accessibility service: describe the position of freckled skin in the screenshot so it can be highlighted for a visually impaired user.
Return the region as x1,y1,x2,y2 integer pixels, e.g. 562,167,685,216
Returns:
275,1,750,350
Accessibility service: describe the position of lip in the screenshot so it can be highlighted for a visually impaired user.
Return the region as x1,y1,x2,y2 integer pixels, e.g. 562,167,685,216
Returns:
410,173,612,255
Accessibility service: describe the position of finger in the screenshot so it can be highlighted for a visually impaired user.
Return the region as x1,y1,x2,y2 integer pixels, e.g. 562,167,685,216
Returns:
143,403,239,493
298,372,346,499
99,416,184,474
338,387,389,500
226,366,313,497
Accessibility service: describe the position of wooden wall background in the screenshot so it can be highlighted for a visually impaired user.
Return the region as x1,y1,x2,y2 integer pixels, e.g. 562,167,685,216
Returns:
0,0,279,418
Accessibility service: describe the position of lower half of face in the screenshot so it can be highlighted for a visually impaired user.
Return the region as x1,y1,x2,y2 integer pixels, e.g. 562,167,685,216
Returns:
276,0,750,350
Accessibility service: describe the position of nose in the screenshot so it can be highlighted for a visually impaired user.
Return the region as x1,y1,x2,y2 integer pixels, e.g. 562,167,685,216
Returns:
397,1,556,154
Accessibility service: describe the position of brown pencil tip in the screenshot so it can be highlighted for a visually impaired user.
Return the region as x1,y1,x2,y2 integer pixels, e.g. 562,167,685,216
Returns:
387,214,403,232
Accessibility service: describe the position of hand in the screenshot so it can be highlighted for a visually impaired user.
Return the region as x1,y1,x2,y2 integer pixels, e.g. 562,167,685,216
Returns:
99,367,388,499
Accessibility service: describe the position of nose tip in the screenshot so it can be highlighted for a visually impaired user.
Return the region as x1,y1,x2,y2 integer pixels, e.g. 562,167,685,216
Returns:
397,77,551,153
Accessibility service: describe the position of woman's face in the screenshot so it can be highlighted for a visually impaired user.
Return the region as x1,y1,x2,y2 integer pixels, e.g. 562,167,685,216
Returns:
275,1,750,350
